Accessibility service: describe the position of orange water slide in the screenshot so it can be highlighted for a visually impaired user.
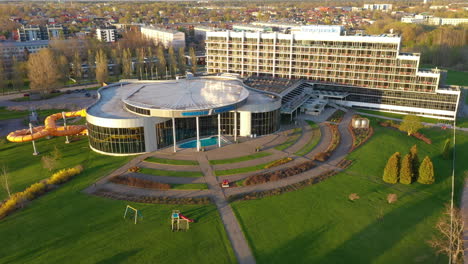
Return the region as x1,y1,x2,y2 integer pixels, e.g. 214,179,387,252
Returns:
7,109,87,143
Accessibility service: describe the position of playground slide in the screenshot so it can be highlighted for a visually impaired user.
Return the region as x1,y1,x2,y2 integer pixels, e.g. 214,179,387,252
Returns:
7,109,87,143
179,214,195,223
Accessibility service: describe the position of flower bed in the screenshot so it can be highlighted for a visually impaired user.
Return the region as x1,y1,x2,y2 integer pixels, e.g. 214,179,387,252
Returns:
110,175,170,189
244,161,315,186
94,189,212,204
128,166,141,173
314,123,340,162
327,110,345,123
264,157,293,169
228,170,337,202
0,165,83,219
349,116,374,152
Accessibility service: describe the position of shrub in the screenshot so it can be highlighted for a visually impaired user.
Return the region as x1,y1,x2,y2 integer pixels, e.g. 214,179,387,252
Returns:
110,175,171,189
41,155,57,172
387,193,398,204
128,166,141,172
399,115,423,136
23,182,47,200
399,154,413,184
349,193,360,201
244,161,315,186
418,156,435,184
314,152,330,162
0,192,28,219
383,152,400,184
264,157,292,169
47,166,83,185
442,138,451,160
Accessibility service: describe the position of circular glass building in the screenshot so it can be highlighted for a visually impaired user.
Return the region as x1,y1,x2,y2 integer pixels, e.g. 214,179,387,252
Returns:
86,76,281,155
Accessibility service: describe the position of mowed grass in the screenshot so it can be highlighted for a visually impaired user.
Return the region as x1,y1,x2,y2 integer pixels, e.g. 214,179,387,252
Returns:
275,127,302,151
231,120,468,263
0,107,68,121
171,183,209,190
209,152,271,165
144,157,199,166
139,167,203,177
294,121,321,156
356,109,449,124
446,69,468,86
0,137,236,264
215,158,287,176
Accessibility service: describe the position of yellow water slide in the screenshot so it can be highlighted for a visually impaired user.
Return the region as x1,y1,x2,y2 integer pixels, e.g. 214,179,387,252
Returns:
7,109,87,143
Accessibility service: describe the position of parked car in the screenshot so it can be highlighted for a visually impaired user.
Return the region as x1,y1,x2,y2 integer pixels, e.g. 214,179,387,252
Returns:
23,93,29,97
85,92,91,97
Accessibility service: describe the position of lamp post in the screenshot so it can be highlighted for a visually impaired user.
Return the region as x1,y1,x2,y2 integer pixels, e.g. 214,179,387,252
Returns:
29,123,39,156
62,112,70,144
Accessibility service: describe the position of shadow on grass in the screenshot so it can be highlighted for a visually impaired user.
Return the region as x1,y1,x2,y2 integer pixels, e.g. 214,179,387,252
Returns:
96,249,142,264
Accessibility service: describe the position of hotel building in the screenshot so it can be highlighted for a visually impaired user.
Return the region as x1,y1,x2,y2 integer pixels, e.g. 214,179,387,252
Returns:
205,25,460,120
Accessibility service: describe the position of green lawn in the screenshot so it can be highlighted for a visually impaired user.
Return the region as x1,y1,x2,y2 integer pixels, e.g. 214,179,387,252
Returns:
171,183,209,190
0,137,236,264
294,121,321,156
209,152,271,165
356,109,450,124
275,128,302,151
446,69,468,87
139,167,203,177
215,159,288,176
144,157,199,166
0,107,68,121
231,121,468,263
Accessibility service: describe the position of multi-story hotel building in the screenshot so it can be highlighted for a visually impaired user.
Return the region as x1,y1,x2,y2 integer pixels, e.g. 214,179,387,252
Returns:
206,25,460,120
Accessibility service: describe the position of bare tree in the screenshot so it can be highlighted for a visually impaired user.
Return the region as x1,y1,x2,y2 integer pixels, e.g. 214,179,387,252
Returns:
1,166,11,198
122,48,133,78
27,48,61,94
177,47,186,76
41,155,57,172
72,51,82,84
87,49,95,81
11,56,25,92
156,45,166,79
189,47,197,74
57,55,69,85
0,58,6,94
95,49,108,86
168,46,177,78
428,205,464,263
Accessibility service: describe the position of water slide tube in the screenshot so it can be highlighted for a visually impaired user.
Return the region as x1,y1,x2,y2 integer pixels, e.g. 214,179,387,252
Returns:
7,109,87,143
179,214,195,223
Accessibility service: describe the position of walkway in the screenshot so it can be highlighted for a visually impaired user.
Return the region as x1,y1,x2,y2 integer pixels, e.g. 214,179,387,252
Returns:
85,110,356,264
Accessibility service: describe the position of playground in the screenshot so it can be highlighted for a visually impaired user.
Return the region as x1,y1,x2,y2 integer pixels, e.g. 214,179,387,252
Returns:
1,86,467,263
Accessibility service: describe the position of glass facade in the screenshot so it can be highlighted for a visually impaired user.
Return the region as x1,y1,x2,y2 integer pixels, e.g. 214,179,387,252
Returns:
88,123,145,154
155,112,241,149
124,103,151,116
251,109,280,136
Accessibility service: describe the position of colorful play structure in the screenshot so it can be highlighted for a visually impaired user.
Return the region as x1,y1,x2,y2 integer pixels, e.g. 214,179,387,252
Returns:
171,210,195,231
6,109,87,143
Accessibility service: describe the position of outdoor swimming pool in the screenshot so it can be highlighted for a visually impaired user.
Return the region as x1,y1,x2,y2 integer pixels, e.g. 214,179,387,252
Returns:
179,137,219,148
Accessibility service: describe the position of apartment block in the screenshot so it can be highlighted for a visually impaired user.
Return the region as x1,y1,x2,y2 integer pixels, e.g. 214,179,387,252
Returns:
141,26,185,49
96,26,117,42
205,27,460,119
17,25,68,42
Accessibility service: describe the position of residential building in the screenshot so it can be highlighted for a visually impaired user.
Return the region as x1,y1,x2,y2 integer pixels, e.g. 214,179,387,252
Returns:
205,26,460,120
141,26,185,49
96,26,117,42
363,4,393,11
16,25,68,42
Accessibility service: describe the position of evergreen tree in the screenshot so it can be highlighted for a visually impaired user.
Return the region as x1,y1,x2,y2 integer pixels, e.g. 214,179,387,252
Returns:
409,144,419,177
418,156,435,184
383,152,400,184
400,154,413,184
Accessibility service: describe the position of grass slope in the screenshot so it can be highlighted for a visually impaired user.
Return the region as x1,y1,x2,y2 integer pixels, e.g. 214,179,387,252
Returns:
275,128,302,151
294,121,321,156
0,137,235,264
0,107,67,121
215,158,288,176
232,120,468,264
144,157,199,166
139,168,203,177
209,152,271,165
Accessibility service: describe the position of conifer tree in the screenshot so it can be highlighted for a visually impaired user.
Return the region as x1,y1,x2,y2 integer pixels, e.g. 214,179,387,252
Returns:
400,154,413,184
383,152,400,184
409,144,419,177
418,156,435,184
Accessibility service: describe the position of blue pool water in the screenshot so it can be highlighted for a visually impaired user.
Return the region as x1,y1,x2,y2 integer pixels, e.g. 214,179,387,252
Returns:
179,137,218,148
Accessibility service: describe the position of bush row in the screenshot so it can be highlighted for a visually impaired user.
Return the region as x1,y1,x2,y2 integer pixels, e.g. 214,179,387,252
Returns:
264,157,293,169
244,161,315,186
314,123,340,162
228,170,337,202
379,120,432,144
94,189,212,204
110,175,171,189
0,165,83,219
